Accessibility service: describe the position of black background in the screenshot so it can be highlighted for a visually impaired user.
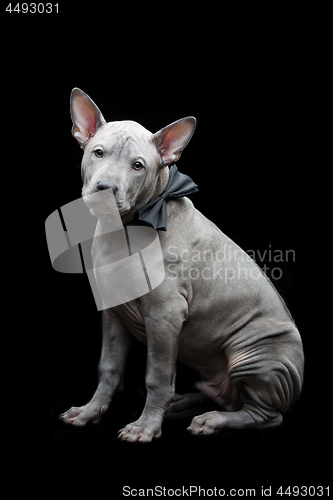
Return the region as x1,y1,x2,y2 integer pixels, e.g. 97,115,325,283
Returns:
3,20,327,500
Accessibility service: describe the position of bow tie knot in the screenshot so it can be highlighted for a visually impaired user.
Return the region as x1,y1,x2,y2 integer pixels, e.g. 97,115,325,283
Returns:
136,164,198,231
160,191,170,202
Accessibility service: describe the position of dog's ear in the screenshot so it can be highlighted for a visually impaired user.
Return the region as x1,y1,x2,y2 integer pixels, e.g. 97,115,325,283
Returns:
70,88,106,147
154,117,196,165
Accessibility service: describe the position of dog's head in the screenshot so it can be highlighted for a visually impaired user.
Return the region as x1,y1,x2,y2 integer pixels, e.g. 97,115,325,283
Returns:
70,88,196,222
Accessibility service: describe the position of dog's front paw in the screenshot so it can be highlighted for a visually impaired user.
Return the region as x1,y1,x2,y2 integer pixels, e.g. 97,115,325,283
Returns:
60,404,106,426
118,420,162,443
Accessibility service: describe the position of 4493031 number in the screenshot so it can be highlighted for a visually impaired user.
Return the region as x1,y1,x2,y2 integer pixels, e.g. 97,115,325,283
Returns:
5,3,59,13
277,485,330,497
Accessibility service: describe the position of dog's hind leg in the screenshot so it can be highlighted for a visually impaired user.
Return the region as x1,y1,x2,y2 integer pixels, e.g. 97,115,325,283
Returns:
165,392,206,416
187,405,283,435
187,362,294,435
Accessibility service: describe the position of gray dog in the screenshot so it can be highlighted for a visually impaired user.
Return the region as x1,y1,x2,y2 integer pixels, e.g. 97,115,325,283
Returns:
60,88,304,442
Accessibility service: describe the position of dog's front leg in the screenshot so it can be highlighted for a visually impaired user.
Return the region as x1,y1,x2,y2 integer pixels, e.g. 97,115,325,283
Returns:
60,310,132,426
118,299,186,443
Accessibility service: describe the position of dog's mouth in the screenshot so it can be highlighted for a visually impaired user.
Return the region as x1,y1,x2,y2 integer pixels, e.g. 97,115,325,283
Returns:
111,194,133,216
82,188,133,218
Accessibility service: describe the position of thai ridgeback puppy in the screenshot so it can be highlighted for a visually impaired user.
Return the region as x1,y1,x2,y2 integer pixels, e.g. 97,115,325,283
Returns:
60,88,304,442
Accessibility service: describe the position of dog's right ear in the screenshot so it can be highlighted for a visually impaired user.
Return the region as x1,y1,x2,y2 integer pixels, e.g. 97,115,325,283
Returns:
70,88,106,147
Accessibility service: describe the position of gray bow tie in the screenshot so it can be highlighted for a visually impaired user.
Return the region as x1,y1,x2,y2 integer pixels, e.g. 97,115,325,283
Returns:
137,164,199,231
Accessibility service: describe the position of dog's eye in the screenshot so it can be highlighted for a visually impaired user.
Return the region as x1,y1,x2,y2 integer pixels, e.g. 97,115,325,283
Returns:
133,161,144,171
94,149,103,158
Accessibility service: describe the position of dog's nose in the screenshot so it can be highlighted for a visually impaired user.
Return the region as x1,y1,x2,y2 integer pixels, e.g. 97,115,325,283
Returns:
96,180,118,192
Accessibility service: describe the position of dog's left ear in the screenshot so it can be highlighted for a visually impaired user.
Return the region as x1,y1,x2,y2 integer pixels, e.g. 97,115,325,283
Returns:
154,117,196,165
70,88,106,147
